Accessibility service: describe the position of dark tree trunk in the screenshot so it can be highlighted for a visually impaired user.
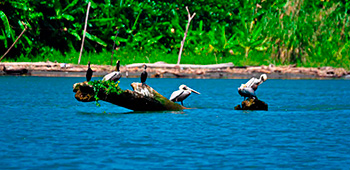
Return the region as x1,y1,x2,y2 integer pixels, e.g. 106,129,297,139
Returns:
234,98,268,111
73,81,184,111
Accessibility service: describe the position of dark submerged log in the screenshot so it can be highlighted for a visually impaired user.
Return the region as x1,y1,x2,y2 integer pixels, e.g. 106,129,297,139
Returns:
73,81,184,111
234,98,268,111
2,66,30,75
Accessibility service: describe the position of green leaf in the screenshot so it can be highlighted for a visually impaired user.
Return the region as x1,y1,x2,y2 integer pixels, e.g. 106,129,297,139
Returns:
62,0,80,13
68,30,81,40
0,30,7,48
54,0,62,16
132,9,143,30
23,35,33,46
251,23,263,41
115,37,128,42
0,10,12,38
85,32,107,47
254,46,268,51
147,35,163,44
89,18,117,22
62,14,75,21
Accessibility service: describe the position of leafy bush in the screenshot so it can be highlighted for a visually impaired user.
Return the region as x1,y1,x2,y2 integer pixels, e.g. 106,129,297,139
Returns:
0,0,349,69
88,80,122,106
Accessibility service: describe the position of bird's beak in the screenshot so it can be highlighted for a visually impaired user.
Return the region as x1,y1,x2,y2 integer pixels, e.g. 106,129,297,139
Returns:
189,87,200,94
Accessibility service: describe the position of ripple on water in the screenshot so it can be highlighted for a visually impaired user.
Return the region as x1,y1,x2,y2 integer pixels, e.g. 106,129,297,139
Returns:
0,77,350,169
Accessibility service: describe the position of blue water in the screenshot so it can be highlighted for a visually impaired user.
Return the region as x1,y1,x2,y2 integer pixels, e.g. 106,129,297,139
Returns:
1,76,350,169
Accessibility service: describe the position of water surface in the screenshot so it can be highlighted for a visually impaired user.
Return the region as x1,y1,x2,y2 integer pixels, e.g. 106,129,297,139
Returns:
0,76,350,169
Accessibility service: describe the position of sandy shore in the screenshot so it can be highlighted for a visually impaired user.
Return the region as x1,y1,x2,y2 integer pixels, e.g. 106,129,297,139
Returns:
1,62,349,79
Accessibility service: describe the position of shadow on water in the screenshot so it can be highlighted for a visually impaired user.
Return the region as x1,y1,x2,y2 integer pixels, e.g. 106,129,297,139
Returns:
76,111,129,117
76,110,185,116
127,110,185,114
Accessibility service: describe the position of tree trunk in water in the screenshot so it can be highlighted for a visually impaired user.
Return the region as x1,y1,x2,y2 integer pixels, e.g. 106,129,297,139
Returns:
73,81,184,111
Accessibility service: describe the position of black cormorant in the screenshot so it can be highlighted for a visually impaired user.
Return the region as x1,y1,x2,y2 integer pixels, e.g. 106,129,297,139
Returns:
141,64,148,84
86,61,93,82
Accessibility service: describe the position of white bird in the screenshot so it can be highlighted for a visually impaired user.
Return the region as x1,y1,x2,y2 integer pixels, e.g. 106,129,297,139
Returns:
170,84,200,106
103,60,122,82
238,74,267,100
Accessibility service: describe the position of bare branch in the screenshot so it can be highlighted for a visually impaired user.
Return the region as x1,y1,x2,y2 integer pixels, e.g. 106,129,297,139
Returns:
0,22,28,62
111,28,120,65
177,6,196,65
78,2,91,65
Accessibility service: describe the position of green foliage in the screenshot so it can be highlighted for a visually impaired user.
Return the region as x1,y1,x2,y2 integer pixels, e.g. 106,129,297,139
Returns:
88,80,122,106
1,0,349,69
0,10,14,48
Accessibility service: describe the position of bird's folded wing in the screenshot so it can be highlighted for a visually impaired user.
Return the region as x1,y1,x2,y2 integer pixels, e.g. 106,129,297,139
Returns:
245,78,257,88
239,84,246,89
169,90,184,101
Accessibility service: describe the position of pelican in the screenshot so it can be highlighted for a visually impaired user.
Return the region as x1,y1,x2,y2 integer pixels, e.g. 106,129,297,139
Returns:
86,61,93,82
169,84,200,106
238,87,257,100
141,64,147,84
238,74,267,100
103,60,122,82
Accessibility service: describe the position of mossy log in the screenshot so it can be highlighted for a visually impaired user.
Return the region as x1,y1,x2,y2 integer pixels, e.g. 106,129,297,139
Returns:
234,98,268,111
73,81,184,111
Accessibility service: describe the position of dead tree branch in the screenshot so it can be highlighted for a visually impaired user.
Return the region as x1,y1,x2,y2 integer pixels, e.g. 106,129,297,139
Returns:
0,22,28,62
73,81,184,111
177,6,196,65
78,2,91,65
111,28,120,65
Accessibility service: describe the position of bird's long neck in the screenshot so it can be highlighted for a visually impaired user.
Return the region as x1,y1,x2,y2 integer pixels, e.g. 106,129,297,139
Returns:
116,63,120,71
259,76,265,83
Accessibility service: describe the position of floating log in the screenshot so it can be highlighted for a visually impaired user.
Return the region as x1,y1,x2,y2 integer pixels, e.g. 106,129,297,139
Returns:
234,98,268,111
2,66,30,75
126,62,235,69
73,81,184,111
1,62,348,78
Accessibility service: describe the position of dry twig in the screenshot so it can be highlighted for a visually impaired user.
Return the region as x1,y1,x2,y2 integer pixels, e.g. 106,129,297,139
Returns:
0,22,28,62
177,6,196,65
78,2,91,65
111,28,120,65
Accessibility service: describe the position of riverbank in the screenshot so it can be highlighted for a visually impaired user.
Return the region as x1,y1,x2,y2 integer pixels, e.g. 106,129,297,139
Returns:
0,62,349,79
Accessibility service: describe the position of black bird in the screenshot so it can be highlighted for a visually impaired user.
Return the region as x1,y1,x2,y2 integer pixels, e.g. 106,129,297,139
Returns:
102,60,122,82
86,61,93,82
140,64,148,85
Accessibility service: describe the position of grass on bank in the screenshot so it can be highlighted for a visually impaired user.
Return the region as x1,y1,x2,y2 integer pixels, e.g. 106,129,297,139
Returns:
3,47,349,70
